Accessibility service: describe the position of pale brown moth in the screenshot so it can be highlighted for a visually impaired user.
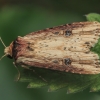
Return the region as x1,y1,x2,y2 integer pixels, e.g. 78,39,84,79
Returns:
1,21,100,75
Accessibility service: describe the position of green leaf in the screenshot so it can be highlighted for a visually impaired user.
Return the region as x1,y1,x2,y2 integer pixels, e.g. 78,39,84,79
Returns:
67,82,89,94
17,67,100,93
85,13,100,22
27,81,47,88
48,80,68,92
90,77,100,92
91,38,100,58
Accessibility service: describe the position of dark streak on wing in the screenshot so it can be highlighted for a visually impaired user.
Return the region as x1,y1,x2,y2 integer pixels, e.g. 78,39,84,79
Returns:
20,60,85,74
12,38,28,60
25,22,92,36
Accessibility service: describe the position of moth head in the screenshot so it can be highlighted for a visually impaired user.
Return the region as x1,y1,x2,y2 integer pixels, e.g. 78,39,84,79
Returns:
0,37,13,60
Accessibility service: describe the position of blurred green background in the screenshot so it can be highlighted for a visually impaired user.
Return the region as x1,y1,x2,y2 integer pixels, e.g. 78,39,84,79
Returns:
0,0,100,100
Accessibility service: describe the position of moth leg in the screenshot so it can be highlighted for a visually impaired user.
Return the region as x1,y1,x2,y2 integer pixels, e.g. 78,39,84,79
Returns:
32,70,47,82
21,65,47,82
13,62,20,81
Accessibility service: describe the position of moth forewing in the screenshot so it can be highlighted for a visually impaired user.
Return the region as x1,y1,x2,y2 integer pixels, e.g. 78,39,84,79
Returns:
2,21,100,74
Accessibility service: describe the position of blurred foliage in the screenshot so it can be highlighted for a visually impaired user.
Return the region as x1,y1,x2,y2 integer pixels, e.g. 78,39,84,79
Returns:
0,2,100,100
0,0,100,14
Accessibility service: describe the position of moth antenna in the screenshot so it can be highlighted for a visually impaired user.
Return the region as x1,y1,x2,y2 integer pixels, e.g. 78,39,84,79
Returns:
0,37,7,60
0,54,7,60
0,37,6,48
13,62,20,81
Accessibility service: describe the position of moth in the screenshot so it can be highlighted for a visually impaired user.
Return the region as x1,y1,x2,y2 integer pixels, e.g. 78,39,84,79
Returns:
1,21,100,75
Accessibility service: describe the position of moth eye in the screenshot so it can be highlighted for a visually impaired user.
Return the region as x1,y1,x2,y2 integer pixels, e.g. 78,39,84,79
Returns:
7,55,13,59
64,58,71,65
65,30,72,36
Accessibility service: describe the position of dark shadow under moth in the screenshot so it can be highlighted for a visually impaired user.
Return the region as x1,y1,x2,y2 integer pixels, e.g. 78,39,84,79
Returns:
3,21,100,74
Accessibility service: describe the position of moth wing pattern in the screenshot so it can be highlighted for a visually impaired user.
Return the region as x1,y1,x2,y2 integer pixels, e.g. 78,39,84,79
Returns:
11,21,100,74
